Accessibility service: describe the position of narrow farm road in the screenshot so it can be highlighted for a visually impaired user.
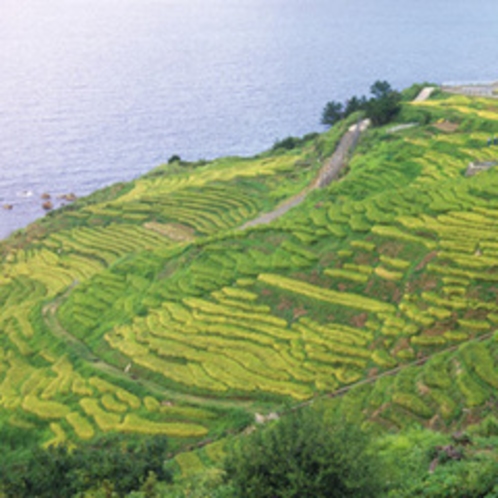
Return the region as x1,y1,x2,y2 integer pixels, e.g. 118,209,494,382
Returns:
414,86,436,102
240,119,370,230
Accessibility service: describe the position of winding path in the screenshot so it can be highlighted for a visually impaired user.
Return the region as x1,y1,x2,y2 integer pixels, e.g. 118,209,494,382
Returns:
240,119,370,230
414,86,436,102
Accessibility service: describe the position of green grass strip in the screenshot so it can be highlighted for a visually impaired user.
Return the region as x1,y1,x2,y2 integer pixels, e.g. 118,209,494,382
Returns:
258,273,395,313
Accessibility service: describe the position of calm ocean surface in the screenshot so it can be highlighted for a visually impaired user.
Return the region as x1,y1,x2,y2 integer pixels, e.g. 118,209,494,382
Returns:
1,0,498,239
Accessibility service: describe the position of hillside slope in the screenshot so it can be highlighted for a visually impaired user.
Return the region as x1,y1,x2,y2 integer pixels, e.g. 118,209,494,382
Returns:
2,90,498,470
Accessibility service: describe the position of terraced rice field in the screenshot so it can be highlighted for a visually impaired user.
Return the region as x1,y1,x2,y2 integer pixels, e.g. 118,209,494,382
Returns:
2,91,498,464
0,132,335,447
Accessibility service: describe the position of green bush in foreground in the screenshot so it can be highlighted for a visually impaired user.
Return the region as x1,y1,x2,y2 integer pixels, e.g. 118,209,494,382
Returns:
224,409,383,498
376,428,498,498
0,434,171,498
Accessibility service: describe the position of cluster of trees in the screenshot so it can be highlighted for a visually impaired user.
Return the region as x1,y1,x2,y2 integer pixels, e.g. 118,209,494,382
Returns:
272,132,319,151
225,409,383,498
321,80,402,127
221,411,498,498
0,434,171,497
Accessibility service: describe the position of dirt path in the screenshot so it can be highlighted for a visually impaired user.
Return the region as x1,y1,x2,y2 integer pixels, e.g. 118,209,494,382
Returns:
313,119,369,188
240,189,311,229
240,119,369,230
414,86,436,102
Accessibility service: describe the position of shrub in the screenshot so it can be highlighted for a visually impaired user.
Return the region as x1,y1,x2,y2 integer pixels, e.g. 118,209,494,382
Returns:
321,100,344,127
392,393,433,419
168,155,181,164
365,81,402,126
0,434,171,498
272,136,298,151
224,409,383,498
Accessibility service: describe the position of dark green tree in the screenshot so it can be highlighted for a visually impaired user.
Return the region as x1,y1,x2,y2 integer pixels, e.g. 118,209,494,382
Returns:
0,435,171,498
272,136,298,151
0,445,79,498
168,154,181,164
321,101,344,127
224,409,383,498
344,95,367,116
369,80,393,99
366,80,402,126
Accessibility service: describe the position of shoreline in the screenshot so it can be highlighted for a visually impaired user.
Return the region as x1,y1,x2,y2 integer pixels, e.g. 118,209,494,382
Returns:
2,81,496,243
